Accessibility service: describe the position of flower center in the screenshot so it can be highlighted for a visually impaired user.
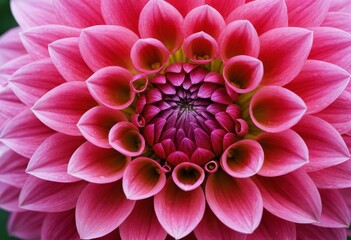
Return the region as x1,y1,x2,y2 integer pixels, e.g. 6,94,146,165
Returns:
135,63,248,167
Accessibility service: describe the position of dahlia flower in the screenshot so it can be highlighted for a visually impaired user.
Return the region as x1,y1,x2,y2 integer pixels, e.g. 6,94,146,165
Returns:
1,0,351,239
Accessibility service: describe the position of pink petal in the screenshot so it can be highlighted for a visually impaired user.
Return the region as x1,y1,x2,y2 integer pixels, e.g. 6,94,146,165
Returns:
292,115,350,171
9,58,66,106
205,171,263,234
259,27,313,86
247,210,296,240
309,27,351,73
0,27,27,66
227,0,288,35
172,162,205,191
221,139,264,178
119,198,167,240
166,0,204,17
322,12,351,34
139,0,183,52
49,37,93,82
249,86,306,133
223,55,263,93
205,0,244,19
154,178,206,239
0,109,54,158
101,0,148,35
53,0,104,28
329,0,351,13
253,170,322,223
286,60,350,114
27,133,85,183
41,210,80,240
19,176,87,212
69,141,130,184
76,181,135,239
256,130,308,177
79,25,139,71
131,38,170,74
296,224,347,240
122,157,166,200
86,66,134,110
0,86,26,119
0,183,22,212
32,81,98,136
218,20,260,62
285,0,331,27
130,74,149,94
183,5,225,40
20,25,81,59
0,54,33,86
78,106,128,148
10,0,57,30
8,211,46,240
194,206,247,240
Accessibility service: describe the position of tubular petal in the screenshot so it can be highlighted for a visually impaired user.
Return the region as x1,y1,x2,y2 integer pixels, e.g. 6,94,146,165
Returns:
249,86,306,133
122,157,166,200
154,178,206,239
32,82,98,136
172,162,205,191
69,142,130,184
253,170,322,223
221,139,264,178
8,211,46,240
322,12,351,34
27,133,84,183
139,0,183,52
76,181,135,239
119,198,167,240
259,27,313,86
79,25,139,72
296,224,347,240
130,74,148,93
86,66,134,110
166,0,204,17
205,171,263,234
256,130,309,177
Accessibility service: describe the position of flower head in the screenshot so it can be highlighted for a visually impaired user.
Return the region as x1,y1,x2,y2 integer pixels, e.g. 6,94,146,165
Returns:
1,0,351,239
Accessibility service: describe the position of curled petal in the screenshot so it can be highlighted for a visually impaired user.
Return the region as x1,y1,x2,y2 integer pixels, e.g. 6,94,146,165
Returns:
172,162,205,191
130,74,148,93
183,31,219,64
223,55,263,93
123,157,166,200
154,178,206,239
8,211,46,240
218,20,260,61
204,160,219,173
78,106,127,148
139,0,183,52
109,121,145,157
322,12,351,34
256,130,308,177
249,86,306,133
184,5,225,40
131,38,170,74
296,224,347,240
86,66,134,110
221,139,264,178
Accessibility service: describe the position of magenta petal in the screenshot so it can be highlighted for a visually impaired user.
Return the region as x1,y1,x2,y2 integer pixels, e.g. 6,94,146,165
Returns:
20,25,80,59
286,60,350,114
253,170,322,223
78,106,128,148
227,0,288,35
86,66,134,110
206,171,263,234
41,210,80,240
259,27,313,86
76,181,135,239
19,176,86,212
296,224,347,240
49,37,93,82
154,178,205,239
53,0,104,28
172,162,205,191
79,25,139,72
206,0,244,19
27,133,84,183
139,0,183,52
69,142,130,184
32,81,97,136
122,157,166,200
9,58,65,106
119,198,167,240
8,211,46,240
285,0,331,27
249,86,306,133
322,12,351,34
330,0,351,13
184,5,225,40
0,183,22,212
166,0,204,17
0,109,54,158
292,115,350,171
